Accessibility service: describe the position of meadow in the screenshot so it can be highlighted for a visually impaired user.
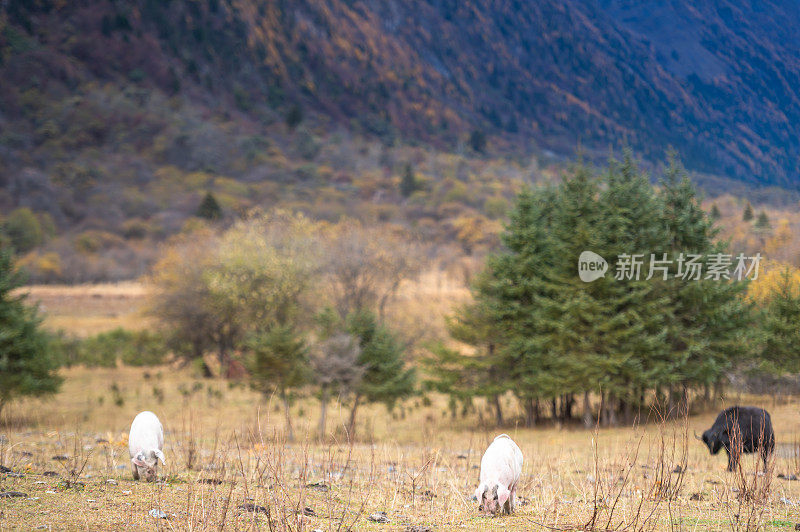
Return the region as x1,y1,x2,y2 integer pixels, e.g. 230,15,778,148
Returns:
3,282,800,531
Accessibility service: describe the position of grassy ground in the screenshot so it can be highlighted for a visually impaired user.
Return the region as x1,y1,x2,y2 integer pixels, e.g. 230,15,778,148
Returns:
4,283,800,530
3,370,800,531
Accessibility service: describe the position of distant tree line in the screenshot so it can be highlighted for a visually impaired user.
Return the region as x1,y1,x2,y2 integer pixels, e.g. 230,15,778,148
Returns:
426,154,761,427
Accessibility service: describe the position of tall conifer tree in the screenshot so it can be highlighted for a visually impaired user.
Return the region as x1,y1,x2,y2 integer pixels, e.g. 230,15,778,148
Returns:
659,154,753,406
0,248,62,417
595,154,671,422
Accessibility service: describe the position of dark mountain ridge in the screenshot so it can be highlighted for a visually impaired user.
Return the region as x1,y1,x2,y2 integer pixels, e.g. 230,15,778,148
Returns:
2,0,800,252
3,0,800,189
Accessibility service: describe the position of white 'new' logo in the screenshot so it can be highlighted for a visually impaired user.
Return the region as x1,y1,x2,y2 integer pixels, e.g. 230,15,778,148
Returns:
578,251,608,282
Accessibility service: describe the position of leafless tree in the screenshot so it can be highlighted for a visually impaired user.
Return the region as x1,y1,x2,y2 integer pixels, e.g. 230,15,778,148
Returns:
311,333,364,440
322,220,423,319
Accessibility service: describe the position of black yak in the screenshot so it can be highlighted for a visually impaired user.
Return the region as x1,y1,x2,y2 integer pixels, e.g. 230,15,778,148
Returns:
696,406,775,471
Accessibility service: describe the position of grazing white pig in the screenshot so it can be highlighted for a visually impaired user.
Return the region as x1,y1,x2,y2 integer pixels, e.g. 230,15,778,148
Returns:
128,411,165,482
474,434,523,515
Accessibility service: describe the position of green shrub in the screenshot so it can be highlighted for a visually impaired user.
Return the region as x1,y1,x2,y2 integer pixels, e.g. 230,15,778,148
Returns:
121,218,153,239
483,196,509,218
294,128,320,160
126,332,167,366
128,68,145,82
295,163,319,181
74,230,124,253
285,104,303,129
233,84,251,111
48,332,82,368
51,328,167,368
442,181,469,203
93,328,166,367
3,207,44,253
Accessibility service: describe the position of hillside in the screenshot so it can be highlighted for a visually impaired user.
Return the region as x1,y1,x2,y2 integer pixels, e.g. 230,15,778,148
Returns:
2,0,800,281
10,0,797,180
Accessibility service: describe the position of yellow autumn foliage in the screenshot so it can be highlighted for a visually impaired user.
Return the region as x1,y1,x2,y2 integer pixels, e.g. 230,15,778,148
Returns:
747,259,800,304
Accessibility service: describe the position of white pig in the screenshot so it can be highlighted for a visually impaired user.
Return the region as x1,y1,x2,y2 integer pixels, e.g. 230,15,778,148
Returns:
128,411,165,481
474,434,523,515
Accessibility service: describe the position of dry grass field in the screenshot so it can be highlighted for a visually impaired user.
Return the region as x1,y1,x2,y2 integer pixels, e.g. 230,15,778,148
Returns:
18,282,151,337
4,280,800,530
14,269,471,341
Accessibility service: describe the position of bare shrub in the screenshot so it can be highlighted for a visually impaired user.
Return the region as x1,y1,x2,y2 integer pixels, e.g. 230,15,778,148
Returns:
582,428,660,532
645,401,688,502
404,451,437,508
173,409,200,472
239,411,374,531
789,433,800,475
577,401,690,532
55,431,93,489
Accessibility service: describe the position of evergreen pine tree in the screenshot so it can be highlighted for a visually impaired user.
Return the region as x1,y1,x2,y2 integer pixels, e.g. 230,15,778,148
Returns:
483,185,560,427
659,155,753,407
426,182,576,427
537,165,610,425
595,154,671,424
469,129,487,153
659,156,716,409
196,192,222,221
0,248,62,417
423,343,486,418
435,152,756,428
444,291,511,425
471,166,609,426
399,163,419,198
743,202,754,222
755,211,771,233
286,104,303,130
247,325,310,442
346,310,415,435
710,204,721,220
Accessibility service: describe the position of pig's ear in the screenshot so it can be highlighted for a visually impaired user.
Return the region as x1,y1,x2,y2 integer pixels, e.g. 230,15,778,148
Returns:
153,449,166,465
132,452,148,468
497,485,510,507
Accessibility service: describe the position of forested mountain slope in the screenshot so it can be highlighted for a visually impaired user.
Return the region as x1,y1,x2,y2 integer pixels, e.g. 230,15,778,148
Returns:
2,0,800,280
